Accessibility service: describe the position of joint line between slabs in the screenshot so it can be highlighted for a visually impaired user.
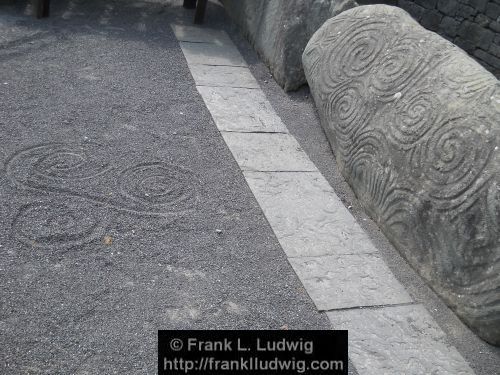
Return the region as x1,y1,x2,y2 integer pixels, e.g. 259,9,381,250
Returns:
195,84,261,90
320,301,417,313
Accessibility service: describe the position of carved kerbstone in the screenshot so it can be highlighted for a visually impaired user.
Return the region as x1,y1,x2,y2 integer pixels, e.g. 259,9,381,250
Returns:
303,5,500,345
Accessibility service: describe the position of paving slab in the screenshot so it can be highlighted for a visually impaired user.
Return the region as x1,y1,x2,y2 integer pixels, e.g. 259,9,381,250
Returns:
221,132,317,172
171,24,233,46
289,254,412,310
243,172,379,257
189,64,260,88
179,41,247,67
327,305,475,375
196,86,288,132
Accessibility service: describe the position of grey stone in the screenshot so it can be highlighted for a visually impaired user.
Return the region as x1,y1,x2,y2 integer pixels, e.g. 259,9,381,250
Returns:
415,0,438,9
458,21,494,50
398,0,426,20
486,2,500,20
303,5,500,345
243,172,378,257
420,10,443,31
221,132,317,172
196,86,288,132
327,305,475,375
468,0,488,12
179,41,247,67
220,0,358,91
474,13,490,27
188,64,259,88
171,24,233,46
437,0,458,15
289,254,412,310
474,48,500,67
490,42,500,58
456,3,477,19
490,20,500,33
440,16,460,36
454,36,476,53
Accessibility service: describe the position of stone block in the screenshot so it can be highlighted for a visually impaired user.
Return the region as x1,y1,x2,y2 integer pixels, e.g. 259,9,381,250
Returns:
243,172,379,257
303,4,500,345
474,13,490,27
454,36,476,52
220,0,358,91
221,132,317,172
458,20,494,50
456,3,477,19
486,2,500,20
328,305,475,374
196,86,288,132
490,20,500,32
289,254,412,310
420,9,444,30
437,0,458,15
415,0,438,9
475,48,500,67
468,0,488,12
490,42,500,58
440,15,460,36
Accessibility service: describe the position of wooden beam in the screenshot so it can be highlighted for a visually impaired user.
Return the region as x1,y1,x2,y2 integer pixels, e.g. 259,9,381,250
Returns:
194,0,207,24
33,0,50,18
183,0,196,9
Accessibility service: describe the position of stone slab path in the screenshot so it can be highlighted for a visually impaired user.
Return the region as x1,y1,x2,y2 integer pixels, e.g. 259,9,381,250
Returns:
172,21,480,375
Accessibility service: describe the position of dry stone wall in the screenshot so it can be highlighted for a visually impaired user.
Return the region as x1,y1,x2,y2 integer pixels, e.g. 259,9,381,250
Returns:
360,0,500,77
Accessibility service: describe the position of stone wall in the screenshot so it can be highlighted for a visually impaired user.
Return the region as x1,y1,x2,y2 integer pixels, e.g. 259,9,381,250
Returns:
359,0,500,77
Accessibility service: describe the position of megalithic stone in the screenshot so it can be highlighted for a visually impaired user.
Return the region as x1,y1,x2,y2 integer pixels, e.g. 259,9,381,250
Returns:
220,0,358,91
303,4,500,345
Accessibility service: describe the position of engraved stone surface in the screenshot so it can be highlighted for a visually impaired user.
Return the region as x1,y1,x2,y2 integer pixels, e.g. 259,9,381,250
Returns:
243,171,378,257
189,64,259,88
289,254,412,310
196,86,288,132
327,305,475,375
303,4,500,344
221,133,317,171
171,24,233,46
179,41,247,67
220,0,358,91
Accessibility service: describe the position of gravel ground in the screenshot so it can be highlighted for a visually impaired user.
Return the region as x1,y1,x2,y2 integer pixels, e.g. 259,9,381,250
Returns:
0,1,331,373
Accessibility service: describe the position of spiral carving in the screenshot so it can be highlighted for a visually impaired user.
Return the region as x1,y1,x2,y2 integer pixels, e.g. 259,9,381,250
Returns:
118,162,198,213
12,201,106,248
420,117,494,206
325,81,371,143
6,142,112,189
388,89,441,149
321,19,388,89
370,37,428,101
